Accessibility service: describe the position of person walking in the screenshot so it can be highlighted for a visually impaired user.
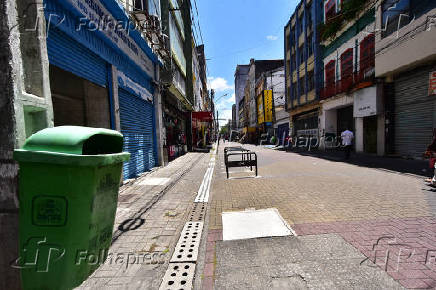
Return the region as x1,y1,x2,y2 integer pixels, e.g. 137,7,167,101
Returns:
424,129,436,185
341,128,354,160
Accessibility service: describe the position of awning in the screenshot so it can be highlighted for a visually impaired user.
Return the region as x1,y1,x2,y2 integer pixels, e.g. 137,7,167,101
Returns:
192,112,213,122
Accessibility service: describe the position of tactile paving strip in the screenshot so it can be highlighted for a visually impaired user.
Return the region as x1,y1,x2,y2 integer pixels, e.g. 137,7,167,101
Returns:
188,202,207,221
159,263,196,290
170,222,203,262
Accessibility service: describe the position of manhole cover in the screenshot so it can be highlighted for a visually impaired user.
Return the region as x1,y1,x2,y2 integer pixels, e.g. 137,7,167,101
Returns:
189,202,207,222
170,222,203,262
159,263,196,290
222,208,294,241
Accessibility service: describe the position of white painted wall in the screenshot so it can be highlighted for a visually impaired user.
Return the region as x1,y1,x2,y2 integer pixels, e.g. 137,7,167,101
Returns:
265,68,286,106
319,95,353,134
375,6,436,77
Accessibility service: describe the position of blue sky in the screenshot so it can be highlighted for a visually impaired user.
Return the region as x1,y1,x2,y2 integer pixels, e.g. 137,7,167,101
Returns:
195,0,298,125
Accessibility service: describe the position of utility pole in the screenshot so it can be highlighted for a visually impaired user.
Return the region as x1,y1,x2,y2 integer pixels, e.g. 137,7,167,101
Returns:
216,110,219,140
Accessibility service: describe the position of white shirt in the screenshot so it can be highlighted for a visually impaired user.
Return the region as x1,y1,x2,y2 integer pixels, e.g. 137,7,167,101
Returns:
341,130,354,146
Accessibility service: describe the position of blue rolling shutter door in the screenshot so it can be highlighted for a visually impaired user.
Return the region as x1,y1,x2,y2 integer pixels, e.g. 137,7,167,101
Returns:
119,89,156,179
46,27,108,87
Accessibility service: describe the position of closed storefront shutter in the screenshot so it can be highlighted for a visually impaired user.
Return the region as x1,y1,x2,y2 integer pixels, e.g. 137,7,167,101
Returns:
46,27,108,87
394,66,436,159
119,89,156,179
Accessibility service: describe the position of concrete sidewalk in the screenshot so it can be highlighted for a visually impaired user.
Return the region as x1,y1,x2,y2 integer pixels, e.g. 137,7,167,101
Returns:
197,142,436,289
78,152,210,289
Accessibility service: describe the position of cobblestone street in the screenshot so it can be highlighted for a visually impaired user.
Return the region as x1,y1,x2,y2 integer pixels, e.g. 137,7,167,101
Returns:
77,143,436,290
200,143,436,289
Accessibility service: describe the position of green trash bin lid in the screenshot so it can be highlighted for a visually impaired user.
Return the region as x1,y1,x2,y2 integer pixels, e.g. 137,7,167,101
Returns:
14,126,130,166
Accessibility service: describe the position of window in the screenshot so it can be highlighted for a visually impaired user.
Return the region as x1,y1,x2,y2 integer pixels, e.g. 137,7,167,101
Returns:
307,7,313,30
325,60,335,85
360,34,375,77
292,53,296,69
307,33,313,57
340,48,353,80
299,15,304,34
292,82,297,99
299,77,306,96
381,0,411,38
307,71,315,92
325,0,336,21
286,60,291,76
299,46,305,64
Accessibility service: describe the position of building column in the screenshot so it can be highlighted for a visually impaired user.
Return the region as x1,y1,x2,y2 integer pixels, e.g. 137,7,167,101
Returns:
154,67,165,166
355,117,364,152
110,65,120,131
377,114,385,156
1,0,53,287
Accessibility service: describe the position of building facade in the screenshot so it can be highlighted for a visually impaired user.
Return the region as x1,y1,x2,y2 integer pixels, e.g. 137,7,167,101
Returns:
244,59,284,143
375,0,436,159
159,0,209,161
234,64,250,131
254,66,288,141
318,1,382,155
47,0,162,179
284,0,324,140
1,0,164,284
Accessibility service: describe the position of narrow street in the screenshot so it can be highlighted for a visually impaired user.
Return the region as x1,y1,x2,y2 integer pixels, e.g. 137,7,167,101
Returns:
79,143,436,289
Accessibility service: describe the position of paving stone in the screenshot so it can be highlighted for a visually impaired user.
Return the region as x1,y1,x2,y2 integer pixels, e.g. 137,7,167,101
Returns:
77,152,210,289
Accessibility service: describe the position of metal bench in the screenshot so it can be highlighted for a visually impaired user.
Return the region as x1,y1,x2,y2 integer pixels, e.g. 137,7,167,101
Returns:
224,151,258,179
223,147,249,165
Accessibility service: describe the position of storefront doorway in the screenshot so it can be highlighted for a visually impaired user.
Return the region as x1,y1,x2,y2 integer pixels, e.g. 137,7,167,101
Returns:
337,106,354,136
364,115,378,154
50,65,111,129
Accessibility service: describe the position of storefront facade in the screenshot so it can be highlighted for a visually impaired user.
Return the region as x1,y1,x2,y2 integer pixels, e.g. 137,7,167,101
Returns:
192,112,213,149
392,64,436,159
162,96,189,163
44,0,159,179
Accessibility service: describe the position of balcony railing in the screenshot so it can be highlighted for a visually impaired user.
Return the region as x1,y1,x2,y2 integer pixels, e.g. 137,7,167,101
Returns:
321,66,375,99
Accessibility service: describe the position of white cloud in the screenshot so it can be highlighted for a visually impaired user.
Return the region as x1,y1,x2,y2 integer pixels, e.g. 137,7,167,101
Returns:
266,35,278,41
226,93,235,104
208,77,232,92
218,109,232,128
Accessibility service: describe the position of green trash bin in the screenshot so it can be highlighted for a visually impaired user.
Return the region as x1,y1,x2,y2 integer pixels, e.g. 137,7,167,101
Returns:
13,126,130,290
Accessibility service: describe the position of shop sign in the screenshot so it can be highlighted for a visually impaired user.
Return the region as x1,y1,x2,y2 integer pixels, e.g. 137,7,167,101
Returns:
264,90,273,124
192,112,213,122
297,129,318,137
429,71,436,96
118,72,153,102
67,0,155,78
257,90,273,125
353,86,380,118
257,94,264,124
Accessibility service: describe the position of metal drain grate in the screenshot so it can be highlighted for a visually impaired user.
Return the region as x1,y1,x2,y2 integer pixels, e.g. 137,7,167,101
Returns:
189,203,207,221
159,263,196,290
170,222,203,262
